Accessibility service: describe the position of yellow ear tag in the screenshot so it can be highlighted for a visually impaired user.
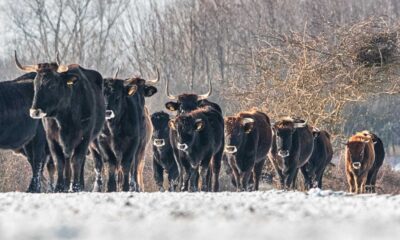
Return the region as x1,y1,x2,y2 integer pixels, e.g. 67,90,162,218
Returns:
195,120,204,131
67,79,74,87
168,120,176,130
128,85,138,96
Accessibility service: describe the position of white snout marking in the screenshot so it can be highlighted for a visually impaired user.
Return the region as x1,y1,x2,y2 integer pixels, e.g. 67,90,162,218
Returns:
153,139,166,147
177,143,188,151
225,145,238,154
105,110,115,120
352,162,361,170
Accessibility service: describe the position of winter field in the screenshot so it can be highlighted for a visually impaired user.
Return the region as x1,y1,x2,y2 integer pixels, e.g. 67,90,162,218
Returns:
0,190,400,240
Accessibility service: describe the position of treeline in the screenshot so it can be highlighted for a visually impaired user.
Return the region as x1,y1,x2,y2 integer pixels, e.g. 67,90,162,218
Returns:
0,0,399,153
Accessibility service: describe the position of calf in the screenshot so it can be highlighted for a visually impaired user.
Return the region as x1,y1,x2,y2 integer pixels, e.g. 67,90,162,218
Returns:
151,111,179,191
269,117,314,190
224,110,272,191
357,130,385,193
169,106,224,192
16,53,106,192
91,75,157,192
345,133,375,194
165,77,223,191
301,129,333,189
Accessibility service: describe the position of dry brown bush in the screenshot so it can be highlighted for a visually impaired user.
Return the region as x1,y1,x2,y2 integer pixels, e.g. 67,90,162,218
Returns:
226,17,400,145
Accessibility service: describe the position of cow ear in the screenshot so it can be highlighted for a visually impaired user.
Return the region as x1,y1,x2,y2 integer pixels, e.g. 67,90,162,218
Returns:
127,85,138,96
244,122,254,134
66,76,78,87
166,102,179,112
242,118,255,134
144,86,157,97
195,119,204,131
168,120,176,130
313,131,320,138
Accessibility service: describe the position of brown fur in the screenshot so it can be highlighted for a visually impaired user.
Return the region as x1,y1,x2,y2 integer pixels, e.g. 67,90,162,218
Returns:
345,133,375,194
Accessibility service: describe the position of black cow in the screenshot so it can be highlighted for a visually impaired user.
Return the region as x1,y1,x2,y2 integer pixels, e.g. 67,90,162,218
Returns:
358,130,385,193
300,129,333,190
165,77,221,114
90,73,157,192
169,106,224,192
151,111,179,192
224,110,272,191
165,78,223,191
269,117,314,190
15,53,105,192
0,72,49,193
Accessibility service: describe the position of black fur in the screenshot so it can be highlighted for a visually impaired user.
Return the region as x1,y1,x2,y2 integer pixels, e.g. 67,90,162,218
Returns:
90,77,156,192
151,111,179,192
0,73,49,192
30,64,105,192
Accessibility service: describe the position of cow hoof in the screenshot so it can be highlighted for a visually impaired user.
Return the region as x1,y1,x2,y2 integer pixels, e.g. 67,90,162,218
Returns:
55,184,65,193
27,178,41,193
159,187,165,192
69,184,81,193
93,183,103,192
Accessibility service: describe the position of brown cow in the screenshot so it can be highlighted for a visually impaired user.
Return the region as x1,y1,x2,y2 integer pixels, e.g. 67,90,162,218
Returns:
357,130,385,193
345,133,375,194
224,110,272,191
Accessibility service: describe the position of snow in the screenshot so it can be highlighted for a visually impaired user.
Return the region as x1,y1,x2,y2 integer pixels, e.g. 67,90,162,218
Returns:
0,190,400,240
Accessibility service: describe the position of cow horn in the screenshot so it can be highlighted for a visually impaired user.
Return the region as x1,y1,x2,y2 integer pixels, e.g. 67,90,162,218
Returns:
166,76,177,100
146,68,160,85
294,121,307,128
55,52,69,73
56,51,61,66
241,118,254,125
114,67,120,79
14,51,37,72
198,77,212,100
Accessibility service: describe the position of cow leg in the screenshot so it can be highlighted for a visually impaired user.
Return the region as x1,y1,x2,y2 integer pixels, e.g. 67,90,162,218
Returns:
346,171,355,193
231,165,241,191
91,148,103,192
199,162,210,192
188,168,199,192
370,169,379,193
358,174,368,194
25,132,47,193
300,166,312,190
365,169,374,193
137,157,146,192
240,170,252,191
69,138,90,192
46,156,56,192
211,149,223,192
180,160,191,192
283,166,297,190
168,166,179,192
253,159,265,191
107,160,117,192
46,140,66,192
153,160,165,192
316,167,326,189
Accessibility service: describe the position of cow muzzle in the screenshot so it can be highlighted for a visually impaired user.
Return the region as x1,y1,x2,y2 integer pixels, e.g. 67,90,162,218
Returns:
177,143,188,151
153,139,166,147
352,162,361,170
278,150,290,157
29,108,46,119
105,110,115,120
225,145,238,154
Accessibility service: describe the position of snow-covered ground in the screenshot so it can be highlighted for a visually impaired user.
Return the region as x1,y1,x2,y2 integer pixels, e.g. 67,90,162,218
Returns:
0,190,400,240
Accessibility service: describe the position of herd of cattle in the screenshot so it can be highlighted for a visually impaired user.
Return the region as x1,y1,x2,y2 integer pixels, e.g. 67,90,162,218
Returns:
0,53,385,194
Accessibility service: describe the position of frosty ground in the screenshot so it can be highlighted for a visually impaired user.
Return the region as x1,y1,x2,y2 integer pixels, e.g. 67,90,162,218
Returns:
0,190,399,240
